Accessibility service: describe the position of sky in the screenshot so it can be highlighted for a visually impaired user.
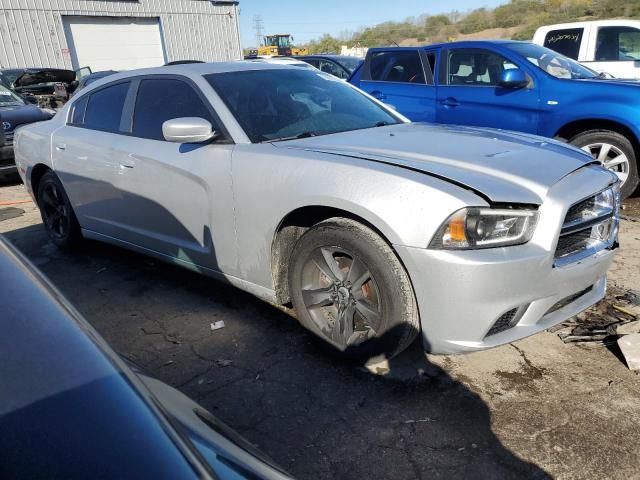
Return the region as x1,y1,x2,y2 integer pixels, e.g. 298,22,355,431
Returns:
238,0,509,48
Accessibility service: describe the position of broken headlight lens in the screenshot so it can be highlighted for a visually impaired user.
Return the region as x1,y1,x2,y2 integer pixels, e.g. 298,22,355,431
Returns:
430,207,539,250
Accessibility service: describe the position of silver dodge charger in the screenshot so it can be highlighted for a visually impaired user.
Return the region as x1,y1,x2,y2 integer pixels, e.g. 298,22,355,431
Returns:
14,62,619,362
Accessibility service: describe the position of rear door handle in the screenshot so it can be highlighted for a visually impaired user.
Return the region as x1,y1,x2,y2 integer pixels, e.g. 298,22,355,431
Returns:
55,144,66,151
120,154,137,169
370,90,387,101
440,97,460,108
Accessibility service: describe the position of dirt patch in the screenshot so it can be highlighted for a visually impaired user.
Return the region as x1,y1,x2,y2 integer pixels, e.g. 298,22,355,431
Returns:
494,344,549,392
622,196,640,220
0,207,25,222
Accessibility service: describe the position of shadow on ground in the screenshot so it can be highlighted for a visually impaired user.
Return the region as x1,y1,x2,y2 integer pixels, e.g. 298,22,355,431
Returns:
2,222,550,479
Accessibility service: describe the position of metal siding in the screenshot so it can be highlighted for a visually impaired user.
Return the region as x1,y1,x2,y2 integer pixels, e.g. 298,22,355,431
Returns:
0,0,241,68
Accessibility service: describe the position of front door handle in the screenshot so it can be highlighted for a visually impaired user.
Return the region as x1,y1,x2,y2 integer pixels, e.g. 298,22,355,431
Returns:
55,144,66,151
440,97,460,108
370,90,387,101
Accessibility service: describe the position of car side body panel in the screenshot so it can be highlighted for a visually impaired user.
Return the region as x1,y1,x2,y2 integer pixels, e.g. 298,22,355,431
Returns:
229,142,482,289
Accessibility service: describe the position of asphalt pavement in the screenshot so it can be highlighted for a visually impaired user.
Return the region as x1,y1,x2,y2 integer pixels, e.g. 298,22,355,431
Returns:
2,178,640,480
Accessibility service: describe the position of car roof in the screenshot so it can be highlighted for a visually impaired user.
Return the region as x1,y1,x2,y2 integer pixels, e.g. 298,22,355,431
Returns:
298,54,361,60
535,19,640,31
368,39,524,51
93,61,301,84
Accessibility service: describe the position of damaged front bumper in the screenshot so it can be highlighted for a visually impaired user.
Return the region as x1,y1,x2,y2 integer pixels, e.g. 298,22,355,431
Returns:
396,166,619,354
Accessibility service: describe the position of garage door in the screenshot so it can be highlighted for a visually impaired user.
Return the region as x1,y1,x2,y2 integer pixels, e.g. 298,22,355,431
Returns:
63,16,166,71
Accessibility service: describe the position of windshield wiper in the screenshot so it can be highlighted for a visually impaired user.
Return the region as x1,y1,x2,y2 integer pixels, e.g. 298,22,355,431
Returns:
374,121,391,127
269,131,318,143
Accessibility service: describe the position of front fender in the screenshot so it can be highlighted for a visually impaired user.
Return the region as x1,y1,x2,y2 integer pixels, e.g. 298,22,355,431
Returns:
539,85,640,142
230,145,484,289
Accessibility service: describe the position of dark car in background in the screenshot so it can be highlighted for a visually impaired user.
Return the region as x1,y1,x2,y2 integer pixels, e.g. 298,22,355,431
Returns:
0,83,54,179
73,70,119,94
0,235,291,480
0,68,78,108
296,55,363,79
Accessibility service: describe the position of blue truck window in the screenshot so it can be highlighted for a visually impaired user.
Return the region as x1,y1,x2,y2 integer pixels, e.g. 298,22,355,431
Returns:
370,51,426,84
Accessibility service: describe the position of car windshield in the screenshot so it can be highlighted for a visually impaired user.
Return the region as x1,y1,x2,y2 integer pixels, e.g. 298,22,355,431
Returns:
0,69,25,86
0,83,26,106
206,68,402,143
336,57,363,74
506,43,600,79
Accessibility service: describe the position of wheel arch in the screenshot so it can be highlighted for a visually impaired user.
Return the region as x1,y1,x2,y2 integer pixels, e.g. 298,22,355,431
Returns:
554,118,640,155
271,205,404,305
29,163,52,203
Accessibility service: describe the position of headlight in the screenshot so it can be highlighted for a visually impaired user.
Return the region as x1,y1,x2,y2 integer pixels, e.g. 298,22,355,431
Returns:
430,207,539,250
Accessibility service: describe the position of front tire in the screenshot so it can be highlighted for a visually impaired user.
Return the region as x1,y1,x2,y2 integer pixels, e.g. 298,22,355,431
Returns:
37,171,82,248
288,217,419,364
569,130,639,198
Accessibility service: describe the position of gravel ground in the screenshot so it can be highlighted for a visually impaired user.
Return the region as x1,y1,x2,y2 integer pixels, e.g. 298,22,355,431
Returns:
2,177,640,480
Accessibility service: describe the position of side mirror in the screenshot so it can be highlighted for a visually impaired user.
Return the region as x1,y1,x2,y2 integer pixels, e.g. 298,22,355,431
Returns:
499,69,529,89
162,117,218,144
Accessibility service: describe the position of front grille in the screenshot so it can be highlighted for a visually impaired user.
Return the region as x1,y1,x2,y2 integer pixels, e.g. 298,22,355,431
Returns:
486,308,519,337
555,229,592,258
564,196,596,226
554,190,618,265
4,131,14,146
545,285,593,315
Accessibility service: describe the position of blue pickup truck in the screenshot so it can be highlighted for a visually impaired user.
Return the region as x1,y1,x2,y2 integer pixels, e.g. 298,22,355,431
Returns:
349,40,640,198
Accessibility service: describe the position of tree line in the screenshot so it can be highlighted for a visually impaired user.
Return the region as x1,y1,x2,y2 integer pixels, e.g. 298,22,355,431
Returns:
300,0,640,53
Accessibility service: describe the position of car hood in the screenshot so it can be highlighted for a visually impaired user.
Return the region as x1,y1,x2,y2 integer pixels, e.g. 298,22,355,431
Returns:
274,123,597,204
14,68,75,87
0,104,52,131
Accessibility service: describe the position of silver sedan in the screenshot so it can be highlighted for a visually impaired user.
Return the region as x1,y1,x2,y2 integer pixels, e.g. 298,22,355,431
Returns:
14,62,619,362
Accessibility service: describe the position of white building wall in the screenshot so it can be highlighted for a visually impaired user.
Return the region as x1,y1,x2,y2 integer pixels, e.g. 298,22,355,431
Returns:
0,0,242,69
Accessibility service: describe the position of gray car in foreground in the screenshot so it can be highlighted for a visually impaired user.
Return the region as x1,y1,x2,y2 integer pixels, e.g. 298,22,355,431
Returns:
0,235,290,479
15,62,619,361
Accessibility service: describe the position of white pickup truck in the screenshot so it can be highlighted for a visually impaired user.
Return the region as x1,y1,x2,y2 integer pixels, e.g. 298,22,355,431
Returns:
533,20,640,79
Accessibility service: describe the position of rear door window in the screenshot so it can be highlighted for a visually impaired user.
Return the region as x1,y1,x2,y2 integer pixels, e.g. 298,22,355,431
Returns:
543,28,583,60
369,51,427,84
132,78,215,141
596,26,640,61
319,60,348,79
84,82,130,133
70,95,88,125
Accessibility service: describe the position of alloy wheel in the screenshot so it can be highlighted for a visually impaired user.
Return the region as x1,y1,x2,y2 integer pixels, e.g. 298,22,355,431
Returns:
581,142,630,185
40,182,70,240
300,247,382,348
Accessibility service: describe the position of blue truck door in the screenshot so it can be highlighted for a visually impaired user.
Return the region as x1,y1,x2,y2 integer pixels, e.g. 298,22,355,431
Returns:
358,49,437,122
435,47,539,134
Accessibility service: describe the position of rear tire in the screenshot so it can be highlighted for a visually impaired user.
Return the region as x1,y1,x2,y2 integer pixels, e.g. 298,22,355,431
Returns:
569,130,639,199
37,171,82,248
288,217,419,364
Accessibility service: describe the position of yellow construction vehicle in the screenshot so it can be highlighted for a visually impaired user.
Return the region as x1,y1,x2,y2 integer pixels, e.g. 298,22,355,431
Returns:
257,34,309,57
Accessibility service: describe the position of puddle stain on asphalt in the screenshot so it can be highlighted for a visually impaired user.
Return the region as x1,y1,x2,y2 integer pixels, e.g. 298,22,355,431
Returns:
0,207,25,222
